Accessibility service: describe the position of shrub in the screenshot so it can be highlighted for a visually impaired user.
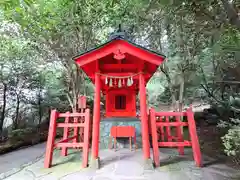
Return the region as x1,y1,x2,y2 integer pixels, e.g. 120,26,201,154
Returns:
8,127,38,144
218,118,240,156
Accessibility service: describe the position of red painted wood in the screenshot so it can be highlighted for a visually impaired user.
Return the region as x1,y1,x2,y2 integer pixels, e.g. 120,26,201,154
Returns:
156,122,188,126
159,116,165,141
150,108,160,167
73,117,79,143
95,73,151,78
55,143,84,148
58,112,85,117
158,141,191,147
78,96,87,143
105,89,136,117
56,135,78,145
91,73,101,159
187,107,202,167
100,64,137,71
78,96,87,109
82,109,90,168
165,116,171,142
61,111,70,156
73,37,166,165
57,123,85,128
74,39,165,91
74,39,164,67
111,126,135,137
44,109,58,168
176,116,184,155
109,126,136,151
44,108,91,169
149,107,202,168
155,112,187,116
139,73,150,159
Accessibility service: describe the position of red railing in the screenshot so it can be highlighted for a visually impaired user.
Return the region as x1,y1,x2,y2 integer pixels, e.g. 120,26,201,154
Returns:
44,108,91,168
149,107,202,167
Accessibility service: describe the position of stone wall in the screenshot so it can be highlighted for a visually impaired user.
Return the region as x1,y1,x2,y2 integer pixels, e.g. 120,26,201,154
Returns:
99,119,142,149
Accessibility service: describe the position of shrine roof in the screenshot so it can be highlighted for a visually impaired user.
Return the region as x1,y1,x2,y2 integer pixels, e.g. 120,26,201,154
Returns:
73,34,166,90
73,36,166,63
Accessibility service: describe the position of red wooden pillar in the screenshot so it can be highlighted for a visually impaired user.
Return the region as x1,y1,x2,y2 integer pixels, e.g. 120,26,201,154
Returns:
44,109,58,168
150,108,160,167
61,111,70,156
82,109,90,168
91,73,101,159
139,73,150,159
176,115,184,155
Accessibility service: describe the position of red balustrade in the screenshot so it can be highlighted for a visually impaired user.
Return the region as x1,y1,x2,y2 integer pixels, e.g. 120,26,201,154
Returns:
149,107,202,167
44,108,91,168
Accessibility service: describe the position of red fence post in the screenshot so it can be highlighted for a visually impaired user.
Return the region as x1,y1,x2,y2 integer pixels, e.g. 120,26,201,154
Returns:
82,109,90,168
73,116,79,144
61,111,70,156
165,116,171,142
187,107,202,167
44,109,58,168
176,116,184,155
159,116,165,141
150,108,160,167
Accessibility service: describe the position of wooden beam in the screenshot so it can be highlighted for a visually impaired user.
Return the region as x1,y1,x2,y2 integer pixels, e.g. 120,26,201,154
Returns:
96,59,99,72
55,143,84,148
100,64,137,71
138,60,144,71
90,73,151,79
158,141,191,147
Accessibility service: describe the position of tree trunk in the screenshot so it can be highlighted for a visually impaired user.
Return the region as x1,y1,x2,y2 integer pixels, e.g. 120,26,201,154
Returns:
179,77,185,112
37,89,42,126
13,95,20,130
160,65,177,111
221,0,240,29
0,83,7,138
178,77,185,132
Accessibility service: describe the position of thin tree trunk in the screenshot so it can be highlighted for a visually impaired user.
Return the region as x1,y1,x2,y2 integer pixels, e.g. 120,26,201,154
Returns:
179,78,185,112
179,78,185,133
160,65,177,111
0,83,7,138
37,89,42,126
14,95,20,130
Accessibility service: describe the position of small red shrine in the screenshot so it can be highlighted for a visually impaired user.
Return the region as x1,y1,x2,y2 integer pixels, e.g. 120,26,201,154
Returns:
44,29,202,170
73,31,165,167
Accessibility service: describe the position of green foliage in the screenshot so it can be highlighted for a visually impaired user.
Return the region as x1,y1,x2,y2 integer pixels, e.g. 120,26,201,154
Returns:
8,127,37,143
219,118,240,156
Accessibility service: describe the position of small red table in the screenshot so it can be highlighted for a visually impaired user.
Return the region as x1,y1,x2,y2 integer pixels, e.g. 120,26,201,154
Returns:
108,126,137,151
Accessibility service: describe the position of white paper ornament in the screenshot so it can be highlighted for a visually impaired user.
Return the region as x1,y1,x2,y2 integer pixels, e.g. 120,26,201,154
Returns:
130,76,133,85
127,77,131,86
109,78,113,87
118,79,122,88
105,77,108,85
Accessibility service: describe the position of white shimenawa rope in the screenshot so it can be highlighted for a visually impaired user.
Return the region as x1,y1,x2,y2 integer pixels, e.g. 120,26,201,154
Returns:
96,72,143,87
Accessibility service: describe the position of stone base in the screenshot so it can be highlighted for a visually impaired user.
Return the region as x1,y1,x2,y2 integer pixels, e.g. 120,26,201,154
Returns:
143,158,154,170
90,157,100,169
